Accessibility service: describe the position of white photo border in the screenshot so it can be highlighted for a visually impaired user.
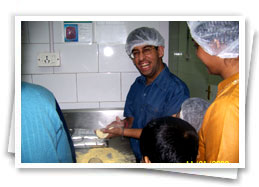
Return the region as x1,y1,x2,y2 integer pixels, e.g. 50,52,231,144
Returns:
15,16,245,168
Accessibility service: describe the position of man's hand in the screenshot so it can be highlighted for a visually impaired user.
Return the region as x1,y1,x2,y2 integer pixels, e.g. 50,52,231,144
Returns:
100,116,124,138
106,116,124,129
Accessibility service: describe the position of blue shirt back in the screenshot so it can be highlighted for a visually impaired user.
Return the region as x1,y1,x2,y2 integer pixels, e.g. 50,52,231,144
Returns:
21,82,73,163
124,65,190,161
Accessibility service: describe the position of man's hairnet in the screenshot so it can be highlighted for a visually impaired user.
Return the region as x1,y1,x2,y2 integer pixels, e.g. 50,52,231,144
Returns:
187,21,239,58
125,27,165,56
180,97,210,132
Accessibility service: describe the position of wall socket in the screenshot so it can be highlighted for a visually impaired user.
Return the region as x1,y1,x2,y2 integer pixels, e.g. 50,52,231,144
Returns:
37,53,60,67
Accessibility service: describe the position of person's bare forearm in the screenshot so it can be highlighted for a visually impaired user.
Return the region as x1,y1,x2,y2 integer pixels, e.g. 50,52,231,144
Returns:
122,117,142,139
102,116,142,139
123,128,142,139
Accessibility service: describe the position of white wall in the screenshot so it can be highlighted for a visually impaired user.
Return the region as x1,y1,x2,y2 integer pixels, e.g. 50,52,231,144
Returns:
21,21,169,109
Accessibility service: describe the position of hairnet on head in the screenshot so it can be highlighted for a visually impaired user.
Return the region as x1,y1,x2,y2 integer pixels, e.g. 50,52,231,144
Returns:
187,21,239,58
180,97,210,132
125,27,165,56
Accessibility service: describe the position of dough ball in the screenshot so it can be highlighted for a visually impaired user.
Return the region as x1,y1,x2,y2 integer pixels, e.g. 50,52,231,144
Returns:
96,127,114,139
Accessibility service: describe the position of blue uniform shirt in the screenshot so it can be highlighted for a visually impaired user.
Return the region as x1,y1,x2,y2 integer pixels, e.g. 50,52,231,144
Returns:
124,64,190,161
21,82,74,163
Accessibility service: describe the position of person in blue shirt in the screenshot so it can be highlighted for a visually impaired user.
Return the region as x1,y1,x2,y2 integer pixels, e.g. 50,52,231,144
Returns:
21,82,76,163
102,27,190,162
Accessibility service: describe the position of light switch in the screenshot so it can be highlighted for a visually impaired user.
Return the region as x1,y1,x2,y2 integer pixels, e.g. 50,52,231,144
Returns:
37,52,60,66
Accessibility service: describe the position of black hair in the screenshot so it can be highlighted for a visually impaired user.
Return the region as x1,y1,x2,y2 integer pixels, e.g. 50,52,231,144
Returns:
140,116,199,163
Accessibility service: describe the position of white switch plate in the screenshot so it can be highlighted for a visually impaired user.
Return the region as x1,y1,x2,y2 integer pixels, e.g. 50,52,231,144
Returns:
37,52,60,67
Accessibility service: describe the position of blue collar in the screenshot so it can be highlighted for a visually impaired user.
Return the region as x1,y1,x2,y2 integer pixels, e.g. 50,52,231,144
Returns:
139,63,170,91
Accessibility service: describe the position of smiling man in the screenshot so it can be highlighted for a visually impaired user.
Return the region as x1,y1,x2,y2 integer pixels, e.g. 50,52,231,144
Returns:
130,45,164,85
102,27,190,162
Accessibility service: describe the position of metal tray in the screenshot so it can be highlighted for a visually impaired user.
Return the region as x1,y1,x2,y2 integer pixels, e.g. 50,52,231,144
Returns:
70,128,108,148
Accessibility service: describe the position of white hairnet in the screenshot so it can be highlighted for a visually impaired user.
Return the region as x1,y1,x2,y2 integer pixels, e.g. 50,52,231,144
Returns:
125,27,165,56
180,97,210,132
187,21,239,58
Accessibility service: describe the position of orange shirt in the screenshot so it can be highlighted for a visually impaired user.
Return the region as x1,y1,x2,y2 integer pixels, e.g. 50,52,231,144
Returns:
197,73,239,163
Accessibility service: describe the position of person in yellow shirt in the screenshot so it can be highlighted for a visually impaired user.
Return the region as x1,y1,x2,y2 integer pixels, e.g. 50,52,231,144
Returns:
187,21,239,163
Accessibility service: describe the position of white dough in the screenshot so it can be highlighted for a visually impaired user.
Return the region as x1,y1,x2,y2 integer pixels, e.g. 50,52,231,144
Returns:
96,127,114,139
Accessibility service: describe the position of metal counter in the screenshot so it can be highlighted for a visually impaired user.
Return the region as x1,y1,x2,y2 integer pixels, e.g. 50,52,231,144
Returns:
62,109,136,163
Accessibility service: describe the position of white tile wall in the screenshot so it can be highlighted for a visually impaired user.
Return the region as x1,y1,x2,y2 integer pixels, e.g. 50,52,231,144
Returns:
21,22,29,43
99,44,136,72
96,22,128,44
21,21,169,109
100,102,125,109
32,74,77,103
54,43,98,73
126,21,163,32
60,102,99,110
22,44,53,74
28,21,49,43
121,73,140,101
77,73,120,102
53,22,64,43
21,75,32,83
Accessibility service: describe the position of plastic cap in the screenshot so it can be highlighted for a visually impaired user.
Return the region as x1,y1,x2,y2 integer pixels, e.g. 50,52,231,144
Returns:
180,97,210,132
125,27,165,56
187,21,239,58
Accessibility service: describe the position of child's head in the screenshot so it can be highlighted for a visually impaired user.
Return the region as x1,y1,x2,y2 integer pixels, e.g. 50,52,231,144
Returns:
140,116,199,163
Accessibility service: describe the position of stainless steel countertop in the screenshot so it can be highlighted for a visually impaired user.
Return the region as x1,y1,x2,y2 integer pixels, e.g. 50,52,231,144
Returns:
62,109,136,163
63,108,125,130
